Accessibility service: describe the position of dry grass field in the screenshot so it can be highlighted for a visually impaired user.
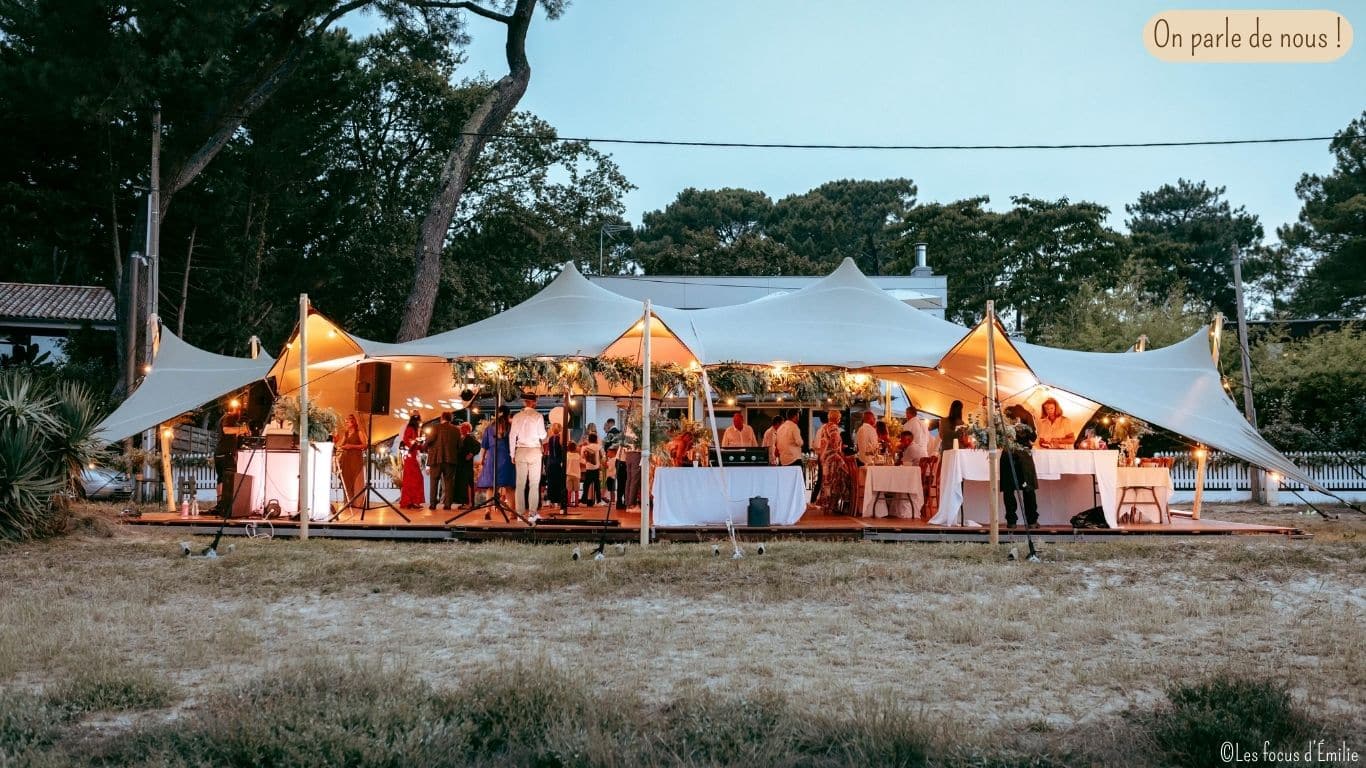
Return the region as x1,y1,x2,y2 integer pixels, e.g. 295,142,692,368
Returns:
1,503,1362,767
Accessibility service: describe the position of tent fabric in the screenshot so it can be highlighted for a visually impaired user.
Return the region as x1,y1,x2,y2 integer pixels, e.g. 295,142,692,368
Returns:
1014,329,1322,490
651,258,966,368
94,327,274,444
400,263,674,360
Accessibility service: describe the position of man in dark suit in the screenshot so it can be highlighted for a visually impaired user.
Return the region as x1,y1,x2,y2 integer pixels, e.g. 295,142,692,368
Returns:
427,412,461,510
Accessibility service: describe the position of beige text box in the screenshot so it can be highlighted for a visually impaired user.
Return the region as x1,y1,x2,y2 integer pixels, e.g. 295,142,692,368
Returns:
1144,10,1352,62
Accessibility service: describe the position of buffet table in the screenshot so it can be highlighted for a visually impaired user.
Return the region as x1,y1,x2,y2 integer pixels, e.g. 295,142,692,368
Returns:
929,449,1119,527
1115,465,1173,523
859,465,923,518
234,443,333,521
652,466,807,526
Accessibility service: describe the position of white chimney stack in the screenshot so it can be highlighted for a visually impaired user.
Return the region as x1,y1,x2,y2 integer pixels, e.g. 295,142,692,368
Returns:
910,242,931,276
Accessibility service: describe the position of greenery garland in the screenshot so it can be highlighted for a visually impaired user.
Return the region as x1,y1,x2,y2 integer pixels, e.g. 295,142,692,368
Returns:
450,356,887,405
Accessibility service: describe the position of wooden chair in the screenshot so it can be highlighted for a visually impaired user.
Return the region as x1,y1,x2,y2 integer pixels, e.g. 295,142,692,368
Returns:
918,455,940,520
1120,457,1173,524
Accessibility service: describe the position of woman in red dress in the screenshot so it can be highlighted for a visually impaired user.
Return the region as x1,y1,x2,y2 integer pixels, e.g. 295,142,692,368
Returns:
399,413,426,509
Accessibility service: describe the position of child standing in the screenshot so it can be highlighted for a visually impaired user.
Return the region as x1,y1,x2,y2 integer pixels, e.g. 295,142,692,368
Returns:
565,440,582,506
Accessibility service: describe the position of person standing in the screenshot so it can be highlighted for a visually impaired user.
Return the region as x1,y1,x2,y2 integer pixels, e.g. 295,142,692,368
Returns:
428,412,461,510
580,433,603,506
1036,397,1075,449
761,414,784,465
545,422,566,510
476,407,515,506
854,411,880,465
939,400,966,453
815,410,851,513
565,440,582,506
335,414,367,513
776,408,805,468
213,404,248,513
453,420,479,507
1001,405,1040,529
902,402,930,464
721,412,757,447
398,412,425,510
509,393,547,519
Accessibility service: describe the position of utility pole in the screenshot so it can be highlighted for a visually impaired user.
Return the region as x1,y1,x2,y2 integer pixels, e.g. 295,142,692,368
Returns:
1231,247,1263,503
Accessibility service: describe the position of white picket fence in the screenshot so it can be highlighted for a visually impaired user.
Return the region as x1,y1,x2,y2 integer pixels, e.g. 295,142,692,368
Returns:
163,452,399,503
1154,450,1366,504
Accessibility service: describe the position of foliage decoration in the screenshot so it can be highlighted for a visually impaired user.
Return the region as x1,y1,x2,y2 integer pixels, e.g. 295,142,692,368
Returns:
271,395,341,443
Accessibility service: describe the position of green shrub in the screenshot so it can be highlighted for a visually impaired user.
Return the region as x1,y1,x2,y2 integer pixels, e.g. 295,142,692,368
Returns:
47,664,178,714
0,689,70,763
1148,675,1319,768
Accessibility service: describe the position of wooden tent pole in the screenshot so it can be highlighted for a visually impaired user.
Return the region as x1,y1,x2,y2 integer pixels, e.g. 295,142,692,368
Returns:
640,301,652,547
298,294,310,541
986,302,1000,546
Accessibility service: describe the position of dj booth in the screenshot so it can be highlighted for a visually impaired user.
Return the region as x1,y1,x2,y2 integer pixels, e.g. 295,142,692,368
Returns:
231,441,333,521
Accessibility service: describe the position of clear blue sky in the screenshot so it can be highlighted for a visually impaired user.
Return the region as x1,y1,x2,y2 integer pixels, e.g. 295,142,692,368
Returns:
354,1,1363,239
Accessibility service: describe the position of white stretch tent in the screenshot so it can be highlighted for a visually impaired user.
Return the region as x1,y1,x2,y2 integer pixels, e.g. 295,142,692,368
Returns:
95,327,274,443
95,258,1324,495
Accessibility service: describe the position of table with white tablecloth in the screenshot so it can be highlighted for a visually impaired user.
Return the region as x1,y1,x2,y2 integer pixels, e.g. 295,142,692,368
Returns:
859,465,923,518
1115,466,1173,523
234,443,333,521
652,466,807,526
929,449,1119,527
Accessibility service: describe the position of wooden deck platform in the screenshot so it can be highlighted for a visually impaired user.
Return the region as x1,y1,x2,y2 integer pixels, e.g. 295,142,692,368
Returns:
124,503,1303,542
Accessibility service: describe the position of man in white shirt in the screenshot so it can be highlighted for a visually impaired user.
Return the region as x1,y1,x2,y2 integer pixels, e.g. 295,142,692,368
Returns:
776,409,805,467
903,403,930,463
855,411,880,465
721,412,757,448
509,392,548,519
761,414,783,465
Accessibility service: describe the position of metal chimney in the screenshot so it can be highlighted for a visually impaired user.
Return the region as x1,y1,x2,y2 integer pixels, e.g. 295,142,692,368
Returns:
910,242,931,276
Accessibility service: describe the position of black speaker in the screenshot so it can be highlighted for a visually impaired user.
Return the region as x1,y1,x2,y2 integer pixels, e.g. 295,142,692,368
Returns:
243,380,274,433
354,361,392,415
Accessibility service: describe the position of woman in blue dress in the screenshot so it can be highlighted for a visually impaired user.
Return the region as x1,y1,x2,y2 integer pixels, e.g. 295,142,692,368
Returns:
476,406,515,506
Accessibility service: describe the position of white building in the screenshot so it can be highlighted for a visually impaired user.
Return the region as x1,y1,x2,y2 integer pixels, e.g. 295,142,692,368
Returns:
588,244,946,317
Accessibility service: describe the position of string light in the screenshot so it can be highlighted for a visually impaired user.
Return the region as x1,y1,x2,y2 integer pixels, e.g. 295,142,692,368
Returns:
404,362,413,371
142,364,152,374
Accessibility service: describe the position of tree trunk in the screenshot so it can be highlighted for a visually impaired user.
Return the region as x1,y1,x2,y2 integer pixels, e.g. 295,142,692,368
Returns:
396,0,537,342
178,226,196,336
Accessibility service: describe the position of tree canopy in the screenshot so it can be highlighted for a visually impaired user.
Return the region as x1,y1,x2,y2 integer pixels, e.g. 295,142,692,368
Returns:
1282,111,1366,318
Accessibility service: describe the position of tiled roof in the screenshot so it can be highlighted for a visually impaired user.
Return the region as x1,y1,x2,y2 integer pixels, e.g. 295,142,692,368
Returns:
0,282,117,324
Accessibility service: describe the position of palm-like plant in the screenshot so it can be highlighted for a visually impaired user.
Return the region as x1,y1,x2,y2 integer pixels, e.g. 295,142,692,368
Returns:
0,370,108,539
0,421,66,539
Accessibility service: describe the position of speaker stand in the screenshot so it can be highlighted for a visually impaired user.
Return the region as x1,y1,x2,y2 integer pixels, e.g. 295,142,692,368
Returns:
331,412,409,523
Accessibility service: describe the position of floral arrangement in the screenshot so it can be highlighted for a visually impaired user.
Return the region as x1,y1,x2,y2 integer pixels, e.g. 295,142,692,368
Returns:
270,395,340,443
884,414,903,443
967,411,1032,452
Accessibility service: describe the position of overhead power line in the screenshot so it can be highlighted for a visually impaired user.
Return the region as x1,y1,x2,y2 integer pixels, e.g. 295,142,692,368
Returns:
464,131,1365,152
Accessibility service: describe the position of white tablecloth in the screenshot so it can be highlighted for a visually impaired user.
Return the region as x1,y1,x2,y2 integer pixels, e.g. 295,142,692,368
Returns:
1116,466,1173,523
860,465,924,518
652,466,807,526
235,444,333,521
930,449,1119,527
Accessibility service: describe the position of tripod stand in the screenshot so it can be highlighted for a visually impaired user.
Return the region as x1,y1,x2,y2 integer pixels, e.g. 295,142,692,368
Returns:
331,411,409,522
446,388,532,526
